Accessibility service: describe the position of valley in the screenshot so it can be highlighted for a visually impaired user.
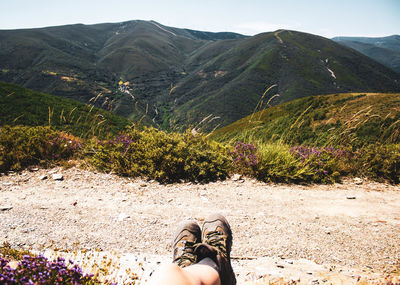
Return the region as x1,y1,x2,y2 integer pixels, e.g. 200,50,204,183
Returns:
1,20,399,130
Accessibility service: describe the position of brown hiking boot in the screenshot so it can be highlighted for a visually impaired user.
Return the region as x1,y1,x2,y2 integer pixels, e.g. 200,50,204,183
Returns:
196,214,236,285
172,220,201,268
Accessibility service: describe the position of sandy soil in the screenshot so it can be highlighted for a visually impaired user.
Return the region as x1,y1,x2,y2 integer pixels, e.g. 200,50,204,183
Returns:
1,167,400,284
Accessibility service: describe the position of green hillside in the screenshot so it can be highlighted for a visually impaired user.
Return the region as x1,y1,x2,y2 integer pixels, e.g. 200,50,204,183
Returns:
1,21,399,130
211,92,400,146
169,31,400,129
0,81,131,138
0,20,245,123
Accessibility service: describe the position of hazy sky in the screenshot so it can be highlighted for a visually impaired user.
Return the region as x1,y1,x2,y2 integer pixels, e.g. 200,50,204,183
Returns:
1,0,399,38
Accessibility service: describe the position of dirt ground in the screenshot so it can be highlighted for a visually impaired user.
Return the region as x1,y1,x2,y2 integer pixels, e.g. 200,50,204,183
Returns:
1,167,400,284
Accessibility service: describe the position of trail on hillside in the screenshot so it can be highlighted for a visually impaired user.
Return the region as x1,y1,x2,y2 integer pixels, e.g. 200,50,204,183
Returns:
1,167,400,284
274,30,284,44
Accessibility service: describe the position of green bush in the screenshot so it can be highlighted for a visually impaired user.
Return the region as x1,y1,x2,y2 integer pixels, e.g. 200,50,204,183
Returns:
359,144,400,183
84,127,230,183
254,143,314,183
2,125,400,185
289,146,362,183
0,125,82,172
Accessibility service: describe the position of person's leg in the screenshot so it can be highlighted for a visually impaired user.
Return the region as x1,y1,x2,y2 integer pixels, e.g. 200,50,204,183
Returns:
147,215,235,285
148,263,220,285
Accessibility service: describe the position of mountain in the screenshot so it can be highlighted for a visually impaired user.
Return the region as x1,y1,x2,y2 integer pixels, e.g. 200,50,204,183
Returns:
169,31,400,129
1,21,399,130
332,35,400,73
211,92,400,146
0,81,130,138
0,20,245,125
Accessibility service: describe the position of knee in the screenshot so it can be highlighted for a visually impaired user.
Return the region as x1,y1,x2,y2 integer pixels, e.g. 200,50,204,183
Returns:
158,263,182,274
148,263,187,285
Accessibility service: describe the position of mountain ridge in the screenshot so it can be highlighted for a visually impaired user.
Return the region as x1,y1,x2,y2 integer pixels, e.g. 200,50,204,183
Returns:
332,35,400,72
1,20,399,130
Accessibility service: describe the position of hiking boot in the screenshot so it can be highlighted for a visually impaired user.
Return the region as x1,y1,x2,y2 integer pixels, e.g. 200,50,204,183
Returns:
172,220,201,268
197,214,236,285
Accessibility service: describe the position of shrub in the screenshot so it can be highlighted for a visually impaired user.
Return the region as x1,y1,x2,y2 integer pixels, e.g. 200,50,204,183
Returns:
254,143,314,183
0,125,82,172
229,142,258,176
290,146,361,183
0,255,101,284
359,144,400,183
84,127,230,183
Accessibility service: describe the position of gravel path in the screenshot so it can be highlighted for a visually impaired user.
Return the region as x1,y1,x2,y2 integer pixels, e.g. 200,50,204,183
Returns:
1,167,400,284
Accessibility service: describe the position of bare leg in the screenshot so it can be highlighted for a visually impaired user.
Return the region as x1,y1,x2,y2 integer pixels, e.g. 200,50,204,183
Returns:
147,263,220,285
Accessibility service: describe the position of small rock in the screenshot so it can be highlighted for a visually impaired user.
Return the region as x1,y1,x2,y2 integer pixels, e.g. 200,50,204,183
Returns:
277,264,285,268
7,261,18,269
40,175,48,180
167,198,173,203
72,201,78,206
347,196,356,200
118,213,130,221
0,206,13,211
31,167,39,172
140,183,147,187
232,174,242,181
2,182,13,186
52,174,63,181
354,178,363,185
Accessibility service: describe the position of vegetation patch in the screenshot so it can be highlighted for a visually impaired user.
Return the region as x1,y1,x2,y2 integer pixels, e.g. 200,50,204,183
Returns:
84,126,230,183
0,125,81,172
0,254,102,284
0,242,34,261
212,93,400,146
1,123,400,184
0,81,130,138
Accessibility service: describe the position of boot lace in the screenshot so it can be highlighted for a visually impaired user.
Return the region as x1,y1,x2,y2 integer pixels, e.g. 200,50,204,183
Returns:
175,240,198,266
204,230,227,257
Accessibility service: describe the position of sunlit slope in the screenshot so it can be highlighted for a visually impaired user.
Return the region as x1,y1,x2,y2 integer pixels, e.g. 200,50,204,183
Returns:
211,92,400,146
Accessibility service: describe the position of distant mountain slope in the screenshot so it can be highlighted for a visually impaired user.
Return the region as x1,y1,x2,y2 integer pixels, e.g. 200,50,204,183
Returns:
0,81,130,138
333,35,400,72
211,92,400,146
333,35,400,51
0,21,399,130
169,30,400,128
